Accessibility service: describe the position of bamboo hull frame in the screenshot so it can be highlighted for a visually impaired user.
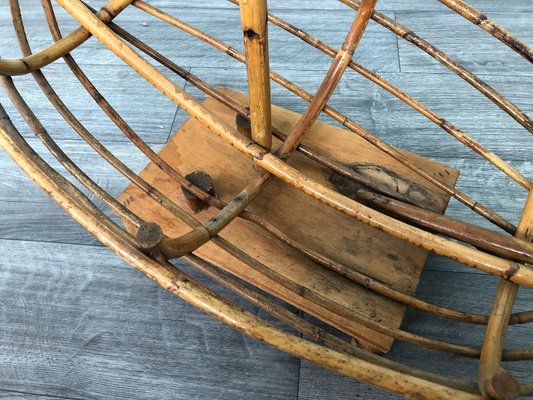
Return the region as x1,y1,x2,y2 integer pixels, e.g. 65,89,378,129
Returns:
0,0,532,398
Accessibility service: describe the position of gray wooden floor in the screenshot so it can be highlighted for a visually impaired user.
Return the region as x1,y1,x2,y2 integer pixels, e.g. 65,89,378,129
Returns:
0,0,532,399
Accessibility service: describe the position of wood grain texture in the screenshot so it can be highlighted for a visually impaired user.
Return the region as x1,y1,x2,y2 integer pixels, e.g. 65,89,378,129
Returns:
0,238,300,400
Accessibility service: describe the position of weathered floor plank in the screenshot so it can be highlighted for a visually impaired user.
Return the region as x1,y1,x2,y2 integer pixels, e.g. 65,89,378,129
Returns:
0,239,300,400
0,63,181,145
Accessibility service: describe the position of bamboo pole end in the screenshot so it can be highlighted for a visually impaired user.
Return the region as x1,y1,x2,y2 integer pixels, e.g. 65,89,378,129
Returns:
181,171,216,213
136,222,164,253
480,369,520,400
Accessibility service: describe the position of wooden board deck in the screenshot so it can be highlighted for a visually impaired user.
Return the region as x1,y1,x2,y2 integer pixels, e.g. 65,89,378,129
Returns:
118,88,459,353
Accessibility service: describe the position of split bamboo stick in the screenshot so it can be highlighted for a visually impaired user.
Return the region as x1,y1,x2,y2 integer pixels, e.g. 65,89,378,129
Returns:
239,0,272,149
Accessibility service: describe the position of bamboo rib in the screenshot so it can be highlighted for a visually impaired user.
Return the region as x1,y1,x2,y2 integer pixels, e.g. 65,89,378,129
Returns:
243,3,530,190
0,106,137,249
0,0,132,76
41,5,533,328
239,0,272,149
479,191,533,399
0,75,143,230
339,0,533,134
275,0,377,159
0,119,485,399
134,0,518,235
55,0,533,286
438,0,533,63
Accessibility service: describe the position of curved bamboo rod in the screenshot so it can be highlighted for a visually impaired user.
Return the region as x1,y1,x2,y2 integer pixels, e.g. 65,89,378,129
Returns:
134,0,518,235
0,75,143,229
183,253,481,394
0,118,484,399
438,0,533,63
339,0,533,134
40,2,533,328
0,0,132,76
241,2,530,190
54,0,533,287
479,191,533,399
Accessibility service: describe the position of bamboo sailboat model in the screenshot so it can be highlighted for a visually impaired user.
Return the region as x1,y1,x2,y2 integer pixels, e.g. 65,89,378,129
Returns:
0,0,532,398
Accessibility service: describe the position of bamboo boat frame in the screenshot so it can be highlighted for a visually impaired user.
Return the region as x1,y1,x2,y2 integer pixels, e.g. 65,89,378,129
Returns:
0,0,531,398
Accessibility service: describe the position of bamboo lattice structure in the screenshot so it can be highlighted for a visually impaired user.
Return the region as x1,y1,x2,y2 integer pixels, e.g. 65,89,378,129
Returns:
0,0,532,398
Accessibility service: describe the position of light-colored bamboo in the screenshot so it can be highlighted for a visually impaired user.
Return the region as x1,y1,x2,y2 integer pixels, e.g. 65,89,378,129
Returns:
0,0,133,76
239,0,272,149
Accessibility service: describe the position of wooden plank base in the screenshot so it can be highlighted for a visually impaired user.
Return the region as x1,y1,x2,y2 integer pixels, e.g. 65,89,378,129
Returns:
118,88,459,353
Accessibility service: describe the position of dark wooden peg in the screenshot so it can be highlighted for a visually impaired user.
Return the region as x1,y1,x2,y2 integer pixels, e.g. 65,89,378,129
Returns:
181,171,216,214
136,222,163,253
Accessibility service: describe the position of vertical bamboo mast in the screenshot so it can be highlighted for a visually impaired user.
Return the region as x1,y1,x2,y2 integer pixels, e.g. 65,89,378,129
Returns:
479,190,533,400
239,0,272,150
